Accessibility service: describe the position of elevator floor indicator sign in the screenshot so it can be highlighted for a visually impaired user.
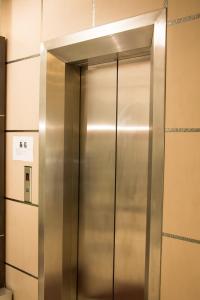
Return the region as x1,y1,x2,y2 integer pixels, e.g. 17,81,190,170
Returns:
13,136,33,162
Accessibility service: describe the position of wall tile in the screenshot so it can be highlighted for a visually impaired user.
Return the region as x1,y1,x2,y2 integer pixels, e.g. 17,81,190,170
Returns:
6,200,38,276
6,265,38,300
95,0,163,26
168,0,200,20
6,132,39,205
166,20,200,128
6,57,40,130
161,237,200,300
163,133,200,240
1,0,41,61
42,0,92,41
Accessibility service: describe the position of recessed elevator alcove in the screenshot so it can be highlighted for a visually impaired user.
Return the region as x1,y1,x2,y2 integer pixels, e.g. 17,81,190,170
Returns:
39,9,166,300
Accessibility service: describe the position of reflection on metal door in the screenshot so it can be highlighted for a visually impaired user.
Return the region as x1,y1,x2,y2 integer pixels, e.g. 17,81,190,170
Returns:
114,59,150,300
78,58,150,300
78,62,117,300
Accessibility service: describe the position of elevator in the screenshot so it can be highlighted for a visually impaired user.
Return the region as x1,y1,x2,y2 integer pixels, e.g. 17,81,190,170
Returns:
39,9,166,300
76,58,150,300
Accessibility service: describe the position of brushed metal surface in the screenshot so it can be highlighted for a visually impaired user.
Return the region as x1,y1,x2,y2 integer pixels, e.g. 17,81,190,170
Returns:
45,10,162,53
50,26,153,64
39,53,65,300
39,47,47,300
78,62,117,300
114,58,150,300
0,36,6,288
63,64,80,300
24,166,32,203
145,10,166,300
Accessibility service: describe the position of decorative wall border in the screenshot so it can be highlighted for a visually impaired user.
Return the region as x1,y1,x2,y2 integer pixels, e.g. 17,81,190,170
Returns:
165,128,200,133
168,13,200,26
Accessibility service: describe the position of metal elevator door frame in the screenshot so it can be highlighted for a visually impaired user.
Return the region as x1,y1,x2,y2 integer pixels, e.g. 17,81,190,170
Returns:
39,9,166,300
0,36,6,288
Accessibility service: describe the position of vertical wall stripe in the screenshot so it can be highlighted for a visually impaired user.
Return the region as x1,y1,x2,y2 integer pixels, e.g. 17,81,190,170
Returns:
40,0,44,43
92,0,96,27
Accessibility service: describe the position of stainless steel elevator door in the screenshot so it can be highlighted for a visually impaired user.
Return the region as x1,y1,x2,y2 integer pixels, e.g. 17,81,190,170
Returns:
78,62,117,300
114,58,150,300
78,57,150,300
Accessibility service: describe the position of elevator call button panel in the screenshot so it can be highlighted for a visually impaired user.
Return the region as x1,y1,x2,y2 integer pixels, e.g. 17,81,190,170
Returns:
24,166,32,203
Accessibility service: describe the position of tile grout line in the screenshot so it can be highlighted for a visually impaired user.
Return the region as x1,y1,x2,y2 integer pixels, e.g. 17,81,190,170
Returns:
168,13,200,26
6,53,40,64
163,232,200,245
5,263,38,280
5,130,39,133
6,198,39,208
165,128,200,132
92,0,96,27
40,0,44,42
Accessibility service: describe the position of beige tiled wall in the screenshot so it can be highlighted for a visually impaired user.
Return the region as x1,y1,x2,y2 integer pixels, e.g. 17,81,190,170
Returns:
1,1,41,297
1,0,41,61
162,1,200,299
6,200,38,276
166,19,200,128
161,237,200,300
6,265,38,300
6,57,40,130
42,0,93,40
95,0,163,25
163,133,200,240
168,0,200,19
1,0,200,299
